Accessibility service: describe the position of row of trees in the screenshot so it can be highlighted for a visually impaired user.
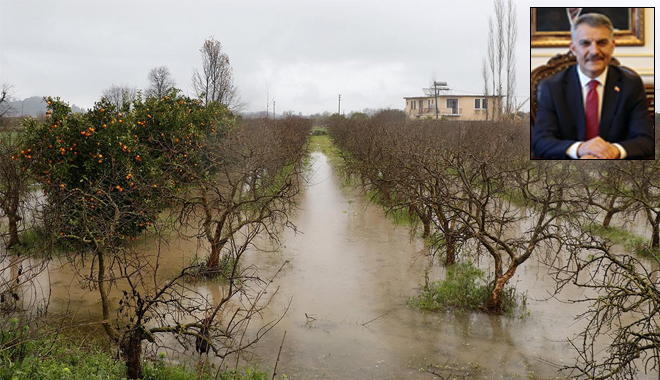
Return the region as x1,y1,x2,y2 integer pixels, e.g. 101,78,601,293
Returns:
1,90,311,378
327,115,659,378
329,117,563,312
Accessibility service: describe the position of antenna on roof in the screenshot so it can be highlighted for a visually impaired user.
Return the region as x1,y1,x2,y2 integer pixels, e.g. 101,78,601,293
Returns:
422,81,450,119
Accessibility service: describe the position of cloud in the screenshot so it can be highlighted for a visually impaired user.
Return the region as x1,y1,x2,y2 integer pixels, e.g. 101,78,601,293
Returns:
241,59,411,114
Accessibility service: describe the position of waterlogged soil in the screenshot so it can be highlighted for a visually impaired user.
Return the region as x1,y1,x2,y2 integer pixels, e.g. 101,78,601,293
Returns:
10,148,656,379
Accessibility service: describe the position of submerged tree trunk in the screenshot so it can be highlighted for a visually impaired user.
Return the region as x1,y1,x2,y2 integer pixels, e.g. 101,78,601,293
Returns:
207,241,221,269
207,240,228,271
203,204,228,271
485,265,517,314
206,230,228,272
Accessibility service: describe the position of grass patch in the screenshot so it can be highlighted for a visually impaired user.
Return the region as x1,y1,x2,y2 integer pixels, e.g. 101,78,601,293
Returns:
364,189,416,227
584,222,659,258
144,353,274,380
0,317,281,380
310,126,328,136
0,318,124,380
384,207,415,227
408,262,520,315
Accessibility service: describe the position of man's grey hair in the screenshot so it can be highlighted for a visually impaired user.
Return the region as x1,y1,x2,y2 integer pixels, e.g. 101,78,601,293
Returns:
571,13,614,41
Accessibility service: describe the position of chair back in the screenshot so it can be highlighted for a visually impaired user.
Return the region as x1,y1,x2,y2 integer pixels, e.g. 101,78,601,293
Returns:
530,51,623,127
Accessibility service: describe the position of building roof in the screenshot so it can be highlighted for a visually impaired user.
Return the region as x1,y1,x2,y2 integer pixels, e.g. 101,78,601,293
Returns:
404,94,500,99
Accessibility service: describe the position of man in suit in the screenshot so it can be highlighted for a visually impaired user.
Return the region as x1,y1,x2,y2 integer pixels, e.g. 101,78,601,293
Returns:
532,13,654,159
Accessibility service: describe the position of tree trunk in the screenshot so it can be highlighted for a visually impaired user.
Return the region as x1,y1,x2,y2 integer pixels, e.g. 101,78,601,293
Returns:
121,332,143,380
206,237,228,271
96,250,117,341
207,242,221,269
412,205,431,238
422,220,430,238
6,211,20,248
602,210,614,229
445,234,456,266
647,211,660,249
5,189,21,248
602,195,617,228
485,266,516,314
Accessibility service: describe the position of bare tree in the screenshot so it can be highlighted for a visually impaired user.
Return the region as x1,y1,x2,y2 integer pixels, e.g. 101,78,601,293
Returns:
481,58,490,121
573,161,636,229
494,0,504,119
611,160,660,248
504,0,517,117
0,83,15,120
264,82,271,119
192,37,239,109
329,118,570,313
551,236,660,379
177,117,311,272
487,18,497,120
486,0,517,119
0,134,30,249
145,66,176,99
101,84,137,112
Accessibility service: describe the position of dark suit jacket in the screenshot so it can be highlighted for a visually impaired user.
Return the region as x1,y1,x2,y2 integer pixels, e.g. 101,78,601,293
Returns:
533,65,654,159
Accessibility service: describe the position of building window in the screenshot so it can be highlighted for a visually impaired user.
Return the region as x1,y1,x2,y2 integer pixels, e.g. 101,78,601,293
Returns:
475,98,489,109
447,99,459,114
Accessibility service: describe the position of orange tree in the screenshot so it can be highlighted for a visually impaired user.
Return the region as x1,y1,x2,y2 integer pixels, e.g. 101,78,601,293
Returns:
21,93,234,378
22,93,231,245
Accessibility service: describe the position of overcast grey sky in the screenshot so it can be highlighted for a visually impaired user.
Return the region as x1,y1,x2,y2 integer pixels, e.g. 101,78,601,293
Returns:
0,1,654,115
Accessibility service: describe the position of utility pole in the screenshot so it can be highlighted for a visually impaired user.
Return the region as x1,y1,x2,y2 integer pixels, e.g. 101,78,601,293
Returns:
273,100,276,119
338,94,341,115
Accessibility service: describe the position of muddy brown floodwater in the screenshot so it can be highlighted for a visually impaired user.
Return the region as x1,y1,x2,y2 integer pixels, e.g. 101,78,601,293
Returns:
234,149,657,380
18,147,656,379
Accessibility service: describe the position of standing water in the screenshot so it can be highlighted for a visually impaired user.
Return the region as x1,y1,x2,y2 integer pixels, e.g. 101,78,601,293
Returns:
15,148,655,379
239,149,623,379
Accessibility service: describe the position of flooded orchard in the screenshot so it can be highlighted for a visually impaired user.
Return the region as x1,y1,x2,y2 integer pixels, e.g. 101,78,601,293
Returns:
4,144,658,379
224,149,645,379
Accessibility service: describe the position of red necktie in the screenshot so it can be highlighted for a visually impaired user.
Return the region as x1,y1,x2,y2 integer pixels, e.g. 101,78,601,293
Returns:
585,80,599,140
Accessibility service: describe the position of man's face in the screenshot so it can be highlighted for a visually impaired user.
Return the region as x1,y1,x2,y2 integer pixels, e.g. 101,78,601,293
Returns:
570,24,615,78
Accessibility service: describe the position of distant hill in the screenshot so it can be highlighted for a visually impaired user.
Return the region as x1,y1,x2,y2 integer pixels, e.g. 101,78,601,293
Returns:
8,96,84,116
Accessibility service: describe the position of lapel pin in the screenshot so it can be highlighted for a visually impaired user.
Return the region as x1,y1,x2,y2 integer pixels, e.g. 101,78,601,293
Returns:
614,86,620,92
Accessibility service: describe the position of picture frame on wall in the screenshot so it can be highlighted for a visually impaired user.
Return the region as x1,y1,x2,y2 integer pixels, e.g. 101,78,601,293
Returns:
531,7,644,47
